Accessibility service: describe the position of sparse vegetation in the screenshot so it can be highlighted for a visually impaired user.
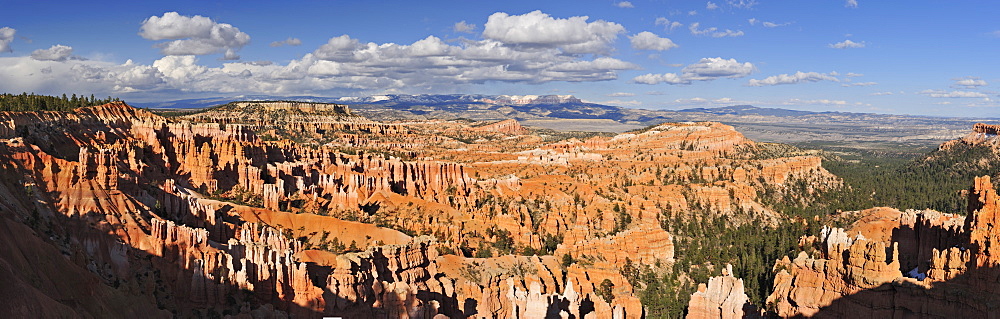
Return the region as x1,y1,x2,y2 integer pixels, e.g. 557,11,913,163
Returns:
561,253,574,268
597,279,615,304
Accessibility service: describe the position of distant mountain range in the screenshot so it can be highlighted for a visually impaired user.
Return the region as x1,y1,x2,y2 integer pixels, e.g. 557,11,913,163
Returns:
133,93,989,121
133,94,1000,154
133,93,861,124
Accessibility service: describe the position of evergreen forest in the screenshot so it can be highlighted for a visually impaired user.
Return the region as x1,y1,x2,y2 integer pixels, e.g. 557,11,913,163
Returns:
0,92,120,112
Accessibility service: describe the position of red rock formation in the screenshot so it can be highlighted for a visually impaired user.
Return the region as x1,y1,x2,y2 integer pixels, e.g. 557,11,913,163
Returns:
941,123,1000,150
767,225,903,317
0,102,846,318
556,222,674,265
472,119,528,135
0,207,169,318
766,178,1000,318
972,122,1000,135
967,176,1000,267
686,265,756,319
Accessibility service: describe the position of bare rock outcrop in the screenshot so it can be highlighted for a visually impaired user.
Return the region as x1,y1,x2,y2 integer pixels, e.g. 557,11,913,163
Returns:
972,122,1000,135
686,265,756,319
472,119,527,135
767,177,1000,318
556,222,674,265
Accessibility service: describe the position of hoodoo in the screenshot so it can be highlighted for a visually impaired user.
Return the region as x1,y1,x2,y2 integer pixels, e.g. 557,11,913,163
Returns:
0,101,844,317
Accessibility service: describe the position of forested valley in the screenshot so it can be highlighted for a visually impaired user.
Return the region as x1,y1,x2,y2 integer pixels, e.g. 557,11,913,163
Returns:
637,139,999,318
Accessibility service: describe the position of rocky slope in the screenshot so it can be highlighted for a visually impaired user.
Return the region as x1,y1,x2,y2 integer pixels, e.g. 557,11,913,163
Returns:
0,102,841,317
763,177,1000,317
675,123,1000,319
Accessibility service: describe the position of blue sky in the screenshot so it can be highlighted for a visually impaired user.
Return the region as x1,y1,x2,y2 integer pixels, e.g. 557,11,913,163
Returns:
1,0,999,117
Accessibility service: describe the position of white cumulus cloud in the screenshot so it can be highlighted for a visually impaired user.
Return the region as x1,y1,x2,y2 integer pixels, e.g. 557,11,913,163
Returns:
846,0,858,8
674,97,710,104
113,63,167,92
0,10,648,98
841,81,877,87
633,73,688,85
633,57,754,85
139,12,250,59
483,10,624,54
681,57,754,80
706,2,719,10
30,44,76,61
954,77,988,88
453,21,476,33
313,35,368,62
727,0,759,9
748,71,839,86
763,21,791,28
616,1,635,8
690,22,744,38
920,90,988,98
655,18,683,32
630,32,678,51
829,39,865,49
152,55,208,83
608,92,636,97
269,37,302,47
307,30,638,86
0,27,14,53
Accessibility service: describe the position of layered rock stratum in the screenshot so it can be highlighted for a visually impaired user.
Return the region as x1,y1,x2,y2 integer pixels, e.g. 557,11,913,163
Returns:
0,101,842,317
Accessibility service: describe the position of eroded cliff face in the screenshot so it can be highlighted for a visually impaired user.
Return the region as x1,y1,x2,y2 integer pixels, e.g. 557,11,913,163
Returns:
472,119,527,135
941,122,1000,151
0,103,842,318
686,265,757,319
765,178,1000,318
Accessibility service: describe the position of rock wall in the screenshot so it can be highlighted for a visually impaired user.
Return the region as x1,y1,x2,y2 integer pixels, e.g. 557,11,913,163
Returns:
972,122,1000,135
766,178,1000,318
686,265,756,319
556,222,674,265
472,119,527,135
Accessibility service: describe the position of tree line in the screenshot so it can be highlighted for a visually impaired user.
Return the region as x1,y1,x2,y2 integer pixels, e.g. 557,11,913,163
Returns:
0,92,120,112
822,141,998,215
